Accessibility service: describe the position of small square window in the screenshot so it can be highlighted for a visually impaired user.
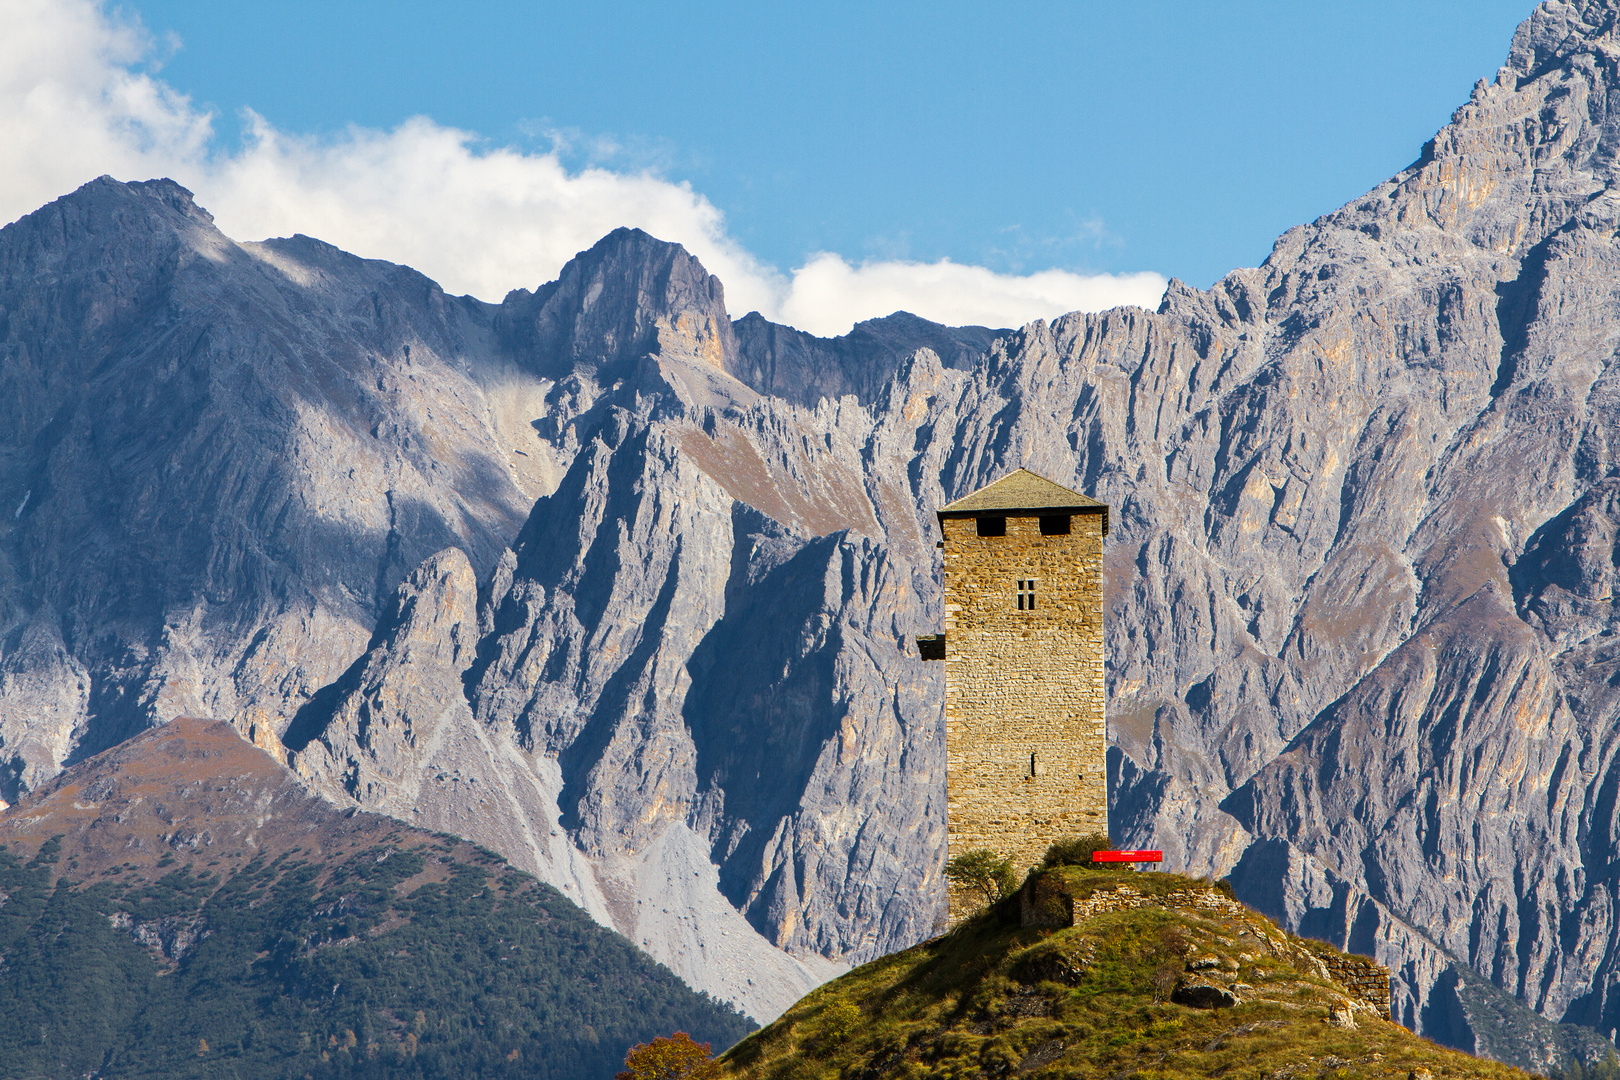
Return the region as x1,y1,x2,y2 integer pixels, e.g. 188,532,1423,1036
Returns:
1017,579,1037,610
1040,514,1071,536
977,516,1006,537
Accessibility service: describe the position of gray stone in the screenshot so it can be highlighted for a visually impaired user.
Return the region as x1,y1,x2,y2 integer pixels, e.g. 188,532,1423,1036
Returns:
1172,981,1239,1009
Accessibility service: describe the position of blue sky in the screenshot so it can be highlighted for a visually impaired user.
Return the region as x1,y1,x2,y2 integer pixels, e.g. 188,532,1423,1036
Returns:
128,1,1532,285
2,1,1536,332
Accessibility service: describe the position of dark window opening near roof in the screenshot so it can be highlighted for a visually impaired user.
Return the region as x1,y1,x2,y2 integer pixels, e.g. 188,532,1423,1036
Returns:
977,516,1006,537
1040,514,1071,536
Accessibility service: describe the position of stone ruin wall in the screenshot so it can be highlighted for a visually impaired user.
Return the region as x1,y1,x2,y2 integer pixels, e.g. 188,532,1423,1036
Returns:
943,510,1107,915
1305,945,1395,1021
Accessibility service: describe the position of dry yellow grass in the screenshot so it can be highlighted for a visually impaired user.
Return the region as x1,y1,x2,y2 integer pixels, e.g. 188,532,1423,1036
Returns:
717,868,1531,1080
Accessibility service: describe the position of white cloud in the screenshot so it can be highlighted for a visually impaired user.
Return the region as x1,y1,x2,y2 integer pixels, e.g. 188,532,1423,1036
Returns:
0,0,211,218
209,112,785,313
0,0,1167,336
778,253,1167,335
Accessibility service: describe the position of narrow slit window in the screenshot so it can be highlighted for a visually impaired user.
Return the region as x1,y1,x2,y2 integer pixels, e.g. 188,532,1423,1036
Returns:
1017,579,1037,610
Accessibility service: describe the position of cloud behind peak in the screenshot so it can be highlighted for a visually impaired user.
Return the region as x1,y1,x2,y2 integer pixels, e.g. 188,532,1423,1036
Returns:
1,0,1166,336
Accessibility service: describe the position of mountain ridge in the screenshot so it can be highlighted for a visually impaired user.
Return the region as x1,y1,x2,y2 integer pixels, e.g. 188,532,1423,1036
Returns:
10,0,1620,1058
0,715,753,1079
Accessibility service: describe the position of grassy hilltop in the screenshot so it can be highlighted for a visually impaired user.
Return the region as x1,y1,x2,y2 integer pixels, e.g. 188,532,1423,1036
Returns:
716,866,1530,1080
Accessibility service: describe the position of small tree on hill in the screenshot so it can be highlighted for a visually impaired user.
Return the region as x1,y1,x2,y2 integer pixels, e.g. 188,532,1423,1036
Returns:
615,1032,721,1080
945,850,1018,903
813,998,862,1052
1041,833,1114,869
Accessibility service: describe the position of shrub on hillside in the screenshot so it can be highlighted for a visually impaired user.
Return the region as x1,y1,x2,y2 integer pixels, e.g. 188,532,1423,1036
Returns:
945,850,1017,902
813,998,862,1053
1041,833,1114,869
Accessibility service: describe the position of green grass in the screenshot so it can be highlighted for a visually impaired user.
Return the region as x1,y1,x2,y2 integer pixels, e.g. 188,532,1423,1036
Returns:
719,868,1530,1080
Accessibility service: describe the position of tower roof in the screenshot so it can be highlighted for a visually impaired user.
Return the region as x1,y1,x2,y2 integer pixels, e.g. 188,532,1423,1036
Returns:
938,468,1108,534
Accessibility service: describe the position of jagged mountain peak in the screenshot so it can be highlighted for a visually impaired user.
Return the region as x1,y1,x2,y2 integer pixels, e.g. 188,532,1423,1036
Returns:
63,174,216,226
1158,0,1620,339
500,224,738,376
1507,0,1620,79
2,175,231,308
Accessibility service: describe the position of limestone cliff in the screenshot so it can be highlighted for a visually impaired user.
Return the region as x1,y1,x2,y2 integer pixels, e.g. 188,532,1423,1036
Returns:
14,0,1620,1055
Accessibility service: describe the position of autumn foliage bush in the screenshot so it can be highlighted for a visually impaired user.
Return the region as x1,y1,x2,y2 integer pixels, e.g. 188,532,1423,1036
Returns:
616,1032,721,1080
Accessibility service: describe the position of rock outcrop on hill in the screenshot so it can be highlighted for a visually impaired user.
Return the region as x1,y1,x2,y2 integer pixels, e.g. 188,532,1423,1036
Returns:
14,0,1620,1055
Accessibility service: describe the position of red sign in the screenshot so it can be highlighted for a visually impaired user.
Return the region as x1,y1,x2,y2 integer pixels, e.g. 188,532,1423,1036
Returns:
1092,850,1163,863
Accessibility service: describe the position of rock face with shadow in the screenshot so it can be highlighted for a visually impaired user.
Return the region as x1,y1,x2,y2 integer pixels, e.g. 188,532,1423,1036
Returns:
0,184,960,1017
22,0,1620,1058
0,177,542,794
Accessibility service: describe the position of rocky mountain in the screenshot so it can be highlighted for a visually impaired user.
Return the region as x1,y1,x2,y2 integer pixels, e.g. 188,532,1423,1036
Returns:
11,0,1620,1058
0,178,543,779
0,180,955,1019
0,716,752,1079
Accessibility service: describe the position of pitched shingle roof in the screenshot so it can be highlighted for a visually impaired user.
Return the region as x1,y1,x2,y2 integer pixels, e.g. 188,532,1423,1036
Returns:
938,468,1108,533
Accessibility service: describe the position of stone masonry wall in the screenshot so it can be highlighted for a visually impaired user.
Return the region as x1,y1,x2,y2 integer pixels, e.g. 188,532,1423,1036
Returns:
1306,945,1395,1021
944,510,1107,916
1020,880,1251,928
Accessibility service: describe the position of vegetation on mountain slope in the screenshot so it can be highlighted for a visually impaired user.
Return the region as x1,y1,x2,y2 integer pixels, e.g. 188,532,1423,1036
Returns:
0,718,752,1080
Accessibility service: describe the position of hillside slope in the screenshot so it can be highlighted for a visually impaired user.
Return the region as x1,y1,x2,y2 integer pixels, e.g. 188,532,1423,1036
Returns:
719,869,1524,1080
0,717,751,1079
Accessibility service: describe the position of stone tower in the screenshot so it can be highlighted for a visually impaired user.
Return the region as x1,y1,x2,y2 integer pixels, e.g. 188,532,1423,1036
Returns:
920,469,1109,916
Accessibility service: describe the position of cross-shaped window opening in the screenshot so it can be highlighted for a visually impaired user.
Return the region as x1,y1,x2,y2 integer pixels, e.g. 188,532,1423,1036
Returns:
1017,579,1037,611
